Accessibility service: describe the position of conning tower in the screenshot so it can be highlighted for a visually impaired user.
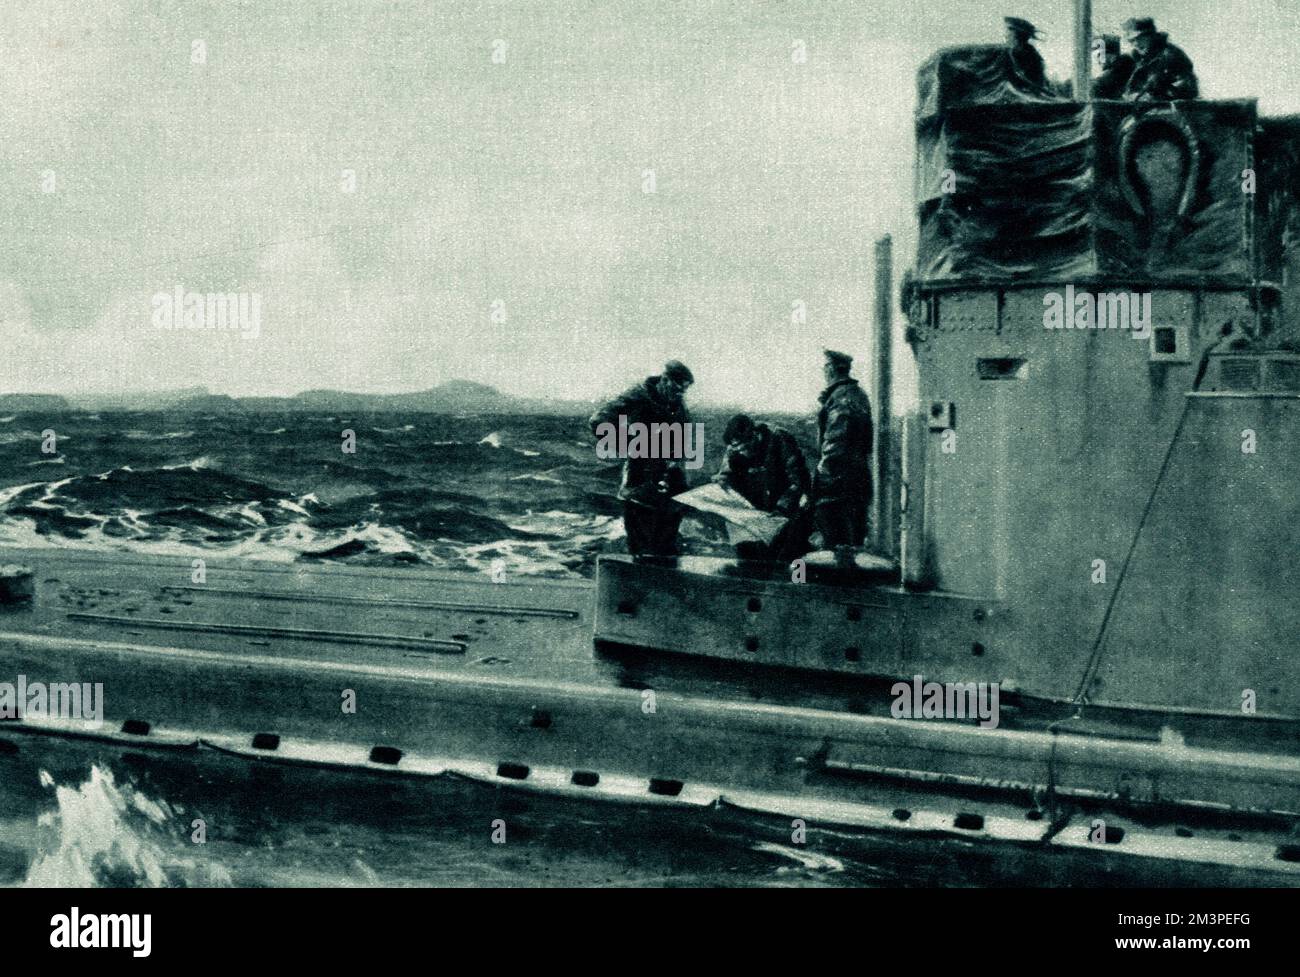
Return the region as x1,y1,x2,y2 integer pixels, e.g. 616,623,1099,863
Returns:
903,45,1300,716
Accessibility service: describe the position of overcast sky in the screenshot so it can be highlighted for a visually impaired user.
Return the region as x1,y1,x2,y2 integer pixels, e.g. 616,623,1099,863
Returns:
2,0,1297,410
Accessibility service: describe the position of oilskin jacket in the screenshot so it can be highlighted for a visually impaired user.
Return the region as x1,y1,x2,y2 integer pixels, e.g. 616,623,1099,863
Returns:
717,424,810,517
1006,44,1052,97
1124,36,1198,102
815,378,873,506
589,376,690,505
1093,53,1135,100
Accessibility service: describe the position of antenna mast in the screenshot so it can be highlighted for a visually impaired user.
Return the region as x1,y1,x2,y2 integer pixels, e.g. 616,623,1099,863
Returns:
1074,0,1093,99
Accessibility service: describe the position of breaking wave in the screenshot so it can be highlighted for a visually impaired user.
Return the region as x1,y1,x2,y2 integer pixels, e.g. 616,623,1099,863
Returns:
20,766,232,888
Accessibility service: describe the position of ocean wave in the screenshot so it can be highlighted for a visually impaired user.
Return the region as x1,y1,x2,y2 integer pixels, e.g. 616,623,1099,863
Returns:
20,766,232,888
510,471,566,485
750,842,845,874
0,411,747,577
0,431,47,444
477,430,541,457
123,430,195,441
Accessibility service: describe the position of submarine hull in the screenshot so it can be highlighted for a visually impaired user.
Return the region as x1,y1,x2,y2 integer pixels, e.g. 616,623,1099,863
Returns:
2,547,1297,885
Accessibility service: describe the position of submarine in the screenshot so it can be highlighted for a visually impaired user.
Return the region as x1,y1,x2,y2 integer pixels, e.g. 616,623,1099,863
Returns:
4,21,1300,887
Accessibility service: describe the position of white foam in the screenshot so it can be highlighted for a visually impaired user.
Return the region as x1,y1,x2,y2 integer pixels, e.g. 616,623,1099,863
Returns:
123,430,194,441
21,765,231,888
750,842,844,873
0,481,48,506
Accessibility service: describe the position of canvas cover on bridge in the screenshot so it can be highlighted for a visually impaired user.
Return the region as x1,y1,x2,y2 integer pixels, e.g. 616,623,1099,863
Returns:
915,44,1069,119
914,48,1256,287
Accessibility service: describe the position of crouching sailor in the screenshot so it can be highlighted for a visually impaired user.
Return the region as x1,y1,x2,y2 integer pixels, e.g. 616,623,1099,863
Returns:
713,413,813,564
589,360,695,563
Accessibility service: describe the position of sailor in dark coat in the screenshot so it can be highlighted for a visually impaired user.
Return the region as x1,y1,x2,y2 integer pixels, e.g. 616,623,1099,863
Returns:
813,350,874,550
1004,17,1053,97
1122,18,1198,102
589,360,693,560
1092,34,1135,100
714,414,813,563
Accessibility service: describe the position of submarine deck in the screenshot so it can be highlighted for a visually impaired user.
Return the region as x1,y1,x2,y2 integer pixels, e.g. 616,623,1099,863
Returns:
2,546,601,689
0,546,917,715
3,545,1299,745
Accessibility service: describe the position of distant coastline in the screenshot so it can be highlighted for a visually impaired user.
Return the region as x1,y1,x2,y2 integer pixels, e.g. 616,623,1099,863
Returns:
0,381,595,416
0,380,755,418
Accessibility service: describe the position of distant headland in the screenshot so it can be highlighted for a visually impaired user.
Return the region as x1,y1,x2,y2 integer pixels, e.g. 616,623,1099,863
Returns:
0,381,597,416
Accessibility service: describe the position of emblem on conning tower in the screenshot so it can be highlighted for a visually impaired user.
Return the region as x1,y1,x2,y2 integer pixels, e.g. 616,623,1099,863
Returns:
1117,108,1202,224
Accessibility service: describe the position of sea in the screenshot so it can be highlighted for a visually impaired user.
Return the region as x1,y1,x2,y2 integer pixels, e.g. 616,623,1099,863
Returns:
0,408,938,888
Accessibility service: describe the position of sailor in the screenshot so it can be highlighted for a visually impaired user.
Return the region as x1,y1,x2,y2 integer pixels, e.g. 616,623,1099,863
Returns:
1091,34,1135,100
713,413,813,563
1003,16,1052,96
813,350,874,553
1121,18,1198,102
589,360,694,561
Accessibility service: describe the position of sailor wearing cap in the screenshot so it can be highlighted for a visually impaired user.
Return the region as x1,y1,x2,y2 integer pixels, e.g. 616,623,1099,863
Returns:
1121,17,1198,101
813,350,874,553
589,360,695,561
1004,16,1042,40
1092,33,1136,100
1003,16,1052,96
1124,16,1157,44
